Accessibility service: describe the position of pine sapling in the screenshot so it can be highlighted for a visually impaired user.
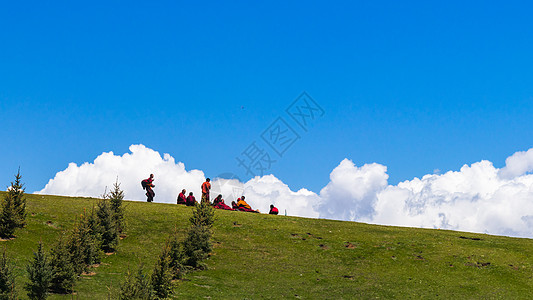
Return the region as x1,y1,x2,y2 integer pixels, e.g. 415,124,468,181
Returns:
118,265,152,300
96,197,118,253
49,235,76,294
0,193,18,238
67,210,102,275
189,201,215,228
25,242,52,300
108,178,125,234
151,243,173,299
181,225,212,270
10,168,27,228
0,248,17,300
168,231,184,279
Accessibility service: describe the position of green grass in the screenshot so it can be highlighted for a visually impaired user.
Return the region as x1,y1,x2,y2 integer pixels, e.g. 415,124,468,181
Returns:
3,191,533,299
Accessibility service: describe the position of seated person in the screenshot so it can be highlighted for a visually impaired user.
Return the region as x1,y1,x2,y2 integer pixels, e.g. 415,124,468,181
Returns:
177,189,187,205
236,196,259,213
231,201,239,210
186,192,197,206
269,204,279,215
213,194,233,210
237,196,251,209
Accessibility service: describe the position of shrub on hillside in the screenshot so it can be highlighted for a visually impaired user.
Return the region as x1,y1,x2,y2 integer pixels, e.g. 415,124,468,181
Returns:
49,236,76,294
67,209,103,275
189,202,215,228
168,232,184,279
118,265,152,300
0,248,16,300
9,168,26,228
96,198,118,252
25,242,52,300
0,193,18,239
0,169,27,238
108,179,125,234
181,225,212,270
151,243,173,299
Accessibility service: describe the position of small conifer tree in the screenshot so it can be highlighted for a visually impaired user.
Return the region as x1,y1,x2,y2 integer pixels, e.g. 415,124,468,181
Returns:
9,168,26,228
49,235,76,294
10,168,27,228
189,202,215,228
118,265,152,300
0,194,17,239
67,210,102,275
96,197,118,252
0,248,16,299
108,178,125,234
181,225,212,270
151,243,173,299
25,242,52,300
0,168,27,238
168,231,184,279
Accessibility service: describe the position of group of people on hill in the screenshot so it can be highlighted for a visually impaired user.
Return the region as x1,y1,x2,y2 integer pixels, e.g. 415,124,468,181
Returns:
142,175,279,214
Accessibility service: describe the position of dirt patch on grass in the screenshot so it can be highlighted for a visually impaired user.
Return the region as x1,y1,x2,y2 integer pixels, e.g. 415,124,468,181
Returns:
233,222,242,227
342,275,354,280
81,272,96,276
319,244,329,250
465,262,491,268
119,234,127,240
345,242,356,249
0,237,14,242
45,220,59,229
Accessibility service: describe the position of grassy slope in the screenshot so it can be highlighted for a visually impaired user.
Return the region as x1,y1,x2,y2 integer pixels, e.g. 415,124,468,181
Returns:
2,192,533,299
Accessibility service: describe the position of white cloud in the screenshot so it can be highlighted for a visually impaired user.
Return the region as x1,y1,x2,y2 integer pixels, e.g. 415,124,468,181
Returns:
38,144,533,238
317,159,388,222
38,144,206,203
499,148,533,179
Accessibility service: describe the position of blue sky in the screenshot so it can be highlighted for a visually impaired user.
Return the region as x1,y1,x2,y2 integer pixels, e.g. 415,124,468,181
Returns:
2,1,533,194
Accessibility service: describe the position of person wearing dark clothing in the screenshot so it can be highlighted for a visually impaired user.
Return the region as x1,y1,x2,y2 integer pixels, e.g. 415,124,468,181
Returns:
231,201,239,210
186,192,197,206
269,204,279,215
213,194,233,210
177,189,187,205
143,174,155,202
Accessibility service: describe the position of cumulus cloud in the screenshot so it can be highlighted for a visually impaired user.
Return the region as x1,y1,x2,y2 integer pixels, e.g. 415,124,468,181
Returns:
318,159,388,222
38,144,206,203
38,144,533,238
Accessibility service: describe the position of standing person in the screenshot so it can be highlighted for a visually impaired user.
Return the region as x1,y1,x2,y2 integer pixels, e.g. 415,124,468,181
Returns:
269,204,279,215
201,178,211,204
177,189,187,205
142,174,155,202
186,192,197,206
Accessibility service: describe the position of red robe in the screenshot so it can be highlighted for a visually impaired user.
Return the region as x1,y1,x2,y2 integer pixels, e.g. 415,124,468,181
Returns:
214,200,233,210
177,192,187,205
186,195,197,206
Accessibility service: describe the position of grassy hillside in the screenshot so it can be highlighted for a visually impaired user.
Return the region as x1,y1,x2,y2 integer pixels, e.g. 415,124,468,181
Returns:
2,192,533,299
